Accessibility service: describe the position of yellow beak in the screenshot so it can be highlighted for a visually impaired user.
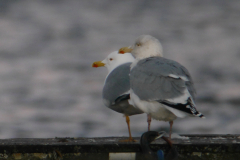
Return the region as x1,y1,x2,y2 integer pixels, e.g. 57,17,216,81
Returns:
118,47,133,54
92,61,105,68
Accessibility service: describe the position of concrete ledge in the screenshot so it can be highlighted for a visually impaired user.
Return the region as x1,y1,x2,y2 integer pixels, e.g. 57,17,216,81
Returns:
0,134,239,160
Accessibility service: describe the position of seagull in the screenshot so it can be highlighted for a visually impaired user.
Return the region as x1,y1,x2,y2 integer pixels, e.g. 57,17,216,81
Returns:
92,48,143,142
122,35,205,139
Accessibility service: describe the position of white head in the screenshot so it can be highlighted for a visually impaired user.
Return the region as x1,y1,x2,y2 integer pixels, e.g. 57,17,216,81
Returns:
92,50,135,73
130,35,163,59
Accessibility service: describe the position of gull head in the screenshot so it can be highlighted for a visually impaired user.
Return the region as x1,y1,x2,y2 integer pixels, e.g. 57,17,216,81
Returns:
92,50,135,73
130,35,163,59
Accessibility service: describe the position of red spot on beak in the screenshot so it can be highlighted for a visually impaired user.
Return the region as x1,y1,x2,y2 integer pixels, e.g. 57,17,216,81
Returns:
92,63,98,67
119,51,125,54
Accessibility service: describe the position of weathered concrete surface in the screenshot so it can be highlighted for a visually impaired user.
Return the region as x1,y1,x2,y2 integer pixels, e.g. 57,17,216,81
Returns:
0,135,239,160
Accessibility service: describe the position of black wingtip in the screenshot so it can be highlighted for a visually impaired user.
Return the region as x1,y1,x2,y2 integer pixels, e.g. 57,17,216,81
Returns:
114,94,130,104
198,113,206,118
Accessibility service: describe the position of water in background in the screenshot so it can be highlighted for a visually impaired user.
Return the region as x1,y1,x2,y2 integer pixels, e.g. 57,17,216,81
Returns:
0,0,239,138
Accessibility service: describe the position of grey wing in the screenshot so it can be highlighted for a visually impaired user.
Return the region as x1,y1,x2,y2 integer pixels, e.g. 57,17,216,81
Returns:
130,57,204,118
130,57,195,101
182,66,196,100
102,63,131,106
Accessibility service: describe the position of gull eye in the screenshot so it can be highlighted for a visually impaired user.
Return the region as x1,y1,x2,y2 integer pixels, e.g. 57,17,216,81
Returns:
109,58,113,61
136,43,141,46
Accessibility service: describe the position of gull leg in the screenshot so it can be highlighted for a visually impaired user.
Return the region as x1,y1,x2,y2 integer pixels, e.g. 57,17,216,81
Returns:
147,114,151,131
126,115,135,142
119,115,136,142
169,121,173,139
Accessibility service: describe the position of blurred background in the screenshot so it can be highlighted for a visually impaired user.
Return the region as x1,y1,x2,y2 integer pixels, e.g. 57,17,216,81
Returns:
0,0,239,138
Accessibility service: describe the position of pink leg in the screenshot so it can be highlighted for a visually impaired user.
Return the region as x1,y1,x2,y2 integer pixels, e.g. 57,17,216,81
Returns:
169,121,173,139
147,114,151,131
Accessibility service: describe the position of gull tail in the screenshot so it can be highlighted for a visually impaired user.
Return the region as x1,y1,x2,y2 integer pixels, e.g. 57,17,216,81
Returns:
158,97,205,118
